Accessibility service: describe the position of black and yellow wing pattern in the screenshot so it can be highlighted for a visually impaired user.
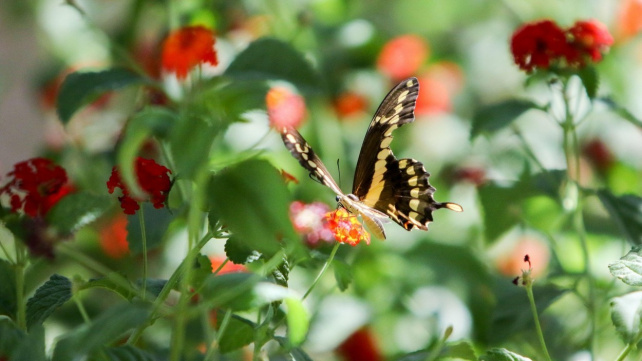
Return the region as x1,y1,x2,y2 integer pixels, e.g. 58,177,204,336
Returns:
280,77,462,239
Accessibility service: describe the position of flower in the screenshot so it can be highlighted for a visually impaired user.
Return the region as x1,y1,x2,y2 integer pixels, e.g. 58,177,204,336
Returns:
336,327,383,361
0,158,69,217
566,20,614,66
289,201,334,246
333,91,368,119
106,157,172,215
377,34,429,80
210,257,249,274
582,138,614,173
616,0,642,40
496,237,549,278
161,26,218,80
99,213,130,259
325,208,370,246
266,86,306,128
510,20,568,72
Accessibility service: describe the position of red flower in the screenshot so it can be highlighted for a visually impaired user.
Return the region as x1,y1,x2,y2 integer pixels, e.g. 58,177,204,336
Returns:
210,257,249,274
106,157,172,215
0,158,69,217
99,213,130,259
336,327,383,361
161,26,218,80
566,20,613,66
510,20,568,72
325,208,370,246
582,138,614,173
266,86,306,129
289,201,334,246
333,92,368,119
377,35,429,80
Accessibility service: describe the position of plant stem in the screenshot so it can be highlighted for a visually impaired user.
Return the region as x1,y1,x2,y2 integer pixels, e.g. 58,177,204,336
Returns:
302,242,340,301
203,308,232,361
525,283,552,361
139,207,148,300
614,342,634,361
14,242,26,331
73,294,91,324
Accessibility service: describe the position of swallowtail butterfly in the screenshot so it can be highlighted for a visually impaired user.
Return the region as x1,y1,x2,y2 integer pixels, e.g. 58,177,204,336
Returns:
280,77,462,239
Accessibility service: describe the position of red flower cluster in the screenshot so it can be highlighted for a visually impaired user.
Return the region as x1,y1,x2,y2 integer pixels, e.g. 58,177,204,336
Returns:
377,34,429,80
289,201,334,246
324,208,370,246
106,157,172,215
161,26,218,79
99,213,130,259
266,86,307,129
0,158,70,217
336,327,383,361
511,19,613,72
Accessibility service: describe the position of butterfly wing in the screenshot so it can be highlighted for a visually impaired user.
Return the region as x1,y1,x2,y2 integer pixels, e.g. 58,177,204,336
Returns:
280,126,343,196
352,77,462,231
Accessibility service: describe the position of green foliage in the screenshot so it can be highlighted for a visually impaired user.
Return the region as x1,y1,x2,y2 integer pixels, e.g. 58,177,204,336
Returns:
127,203,174,253
479,348,533,361
609,247,642,286
471,100,540,139
598,190,642,245
26,274,72,330
56,68,147,124
46,192,112,234
610,291,642,344
0,259,16,318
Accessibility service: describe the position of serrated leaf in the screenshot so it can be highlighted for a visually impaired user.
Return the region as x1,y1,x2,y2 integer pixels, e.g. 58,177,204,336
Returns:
470,99,539,139
225,38,320,92
479,348,533,361
208,159,302,259
577,66,598,99
127,203,174,254
285,297,309,346
443,340,477,360
101,345,155,361
52,302,150,361
225,236,261,264
56,68,146,124
598,190,642,245
0,259,16,318
169,114,221,179
610,291,642,343
26,274,72,330
218,313,255,354
46,192,111,234
333,260,352,291
609,247,642,286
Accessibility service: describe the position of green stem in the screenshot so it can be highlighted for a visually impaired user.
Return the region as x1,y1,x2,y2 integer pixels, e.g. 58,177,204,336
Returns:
302,242,341,300
525,283,552,361
14,242,26,331
203,308,232,361
138,207,148,300
561,79,596,359
614,342,634,361
73,294,91,324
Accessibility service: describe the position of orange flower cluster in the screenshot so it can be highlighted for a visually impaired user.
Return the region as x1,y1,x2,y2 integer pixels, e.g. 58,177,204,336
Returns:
161,26,218,79
324,208,370,246
266,86,307,129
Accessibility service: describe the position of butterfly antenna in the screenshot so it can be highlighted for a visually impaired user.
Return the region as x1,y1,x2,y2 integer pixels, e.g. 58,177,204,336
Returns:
336,159,342,188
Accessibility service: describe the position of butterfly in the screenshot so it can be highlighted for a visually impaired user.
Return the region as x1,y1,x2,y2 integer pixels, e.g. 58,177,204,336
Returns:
280,77,462,239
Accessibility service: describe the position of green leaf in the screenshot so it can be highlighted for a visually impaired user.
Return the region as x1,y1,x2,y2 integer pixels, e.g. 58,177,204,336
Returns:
274,336,314,361
577,66,598,99
218,313,255,354
598,190,642,245
101,345,156,361
56,67,146,124
610,291,642,343
117,107,176,197
479,348,533,361
11,325,46,361
208,159,302,259
204,80,271,124
26,274,72,330
470,99,539,139
0,319,24,355
442,340,477,360
225,38,321,92
598,97,642,128
52,302,150,361
333,259,352,292
609,247,642,286
0,259,16,318
127,203,174,254
201,273,260,311
225,236,261,265
46,192,112,234
169,114,220,179
81,276,136,301
285,297,309,346
191,255,213,291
